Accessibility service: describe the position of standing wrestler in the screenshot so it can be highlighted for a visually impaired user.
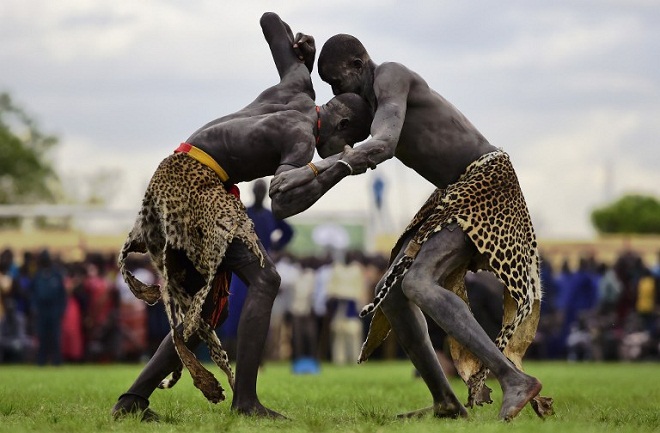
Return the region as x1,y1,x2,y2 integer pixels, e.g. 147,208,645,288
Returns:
111,13,371,421
271,34,553,420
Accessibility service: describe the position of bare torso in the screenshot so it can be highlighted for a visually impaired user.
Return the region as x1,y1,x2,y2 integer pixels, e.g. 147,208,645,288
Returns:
372,62,497,188
188,108,315,183
268,61,499,219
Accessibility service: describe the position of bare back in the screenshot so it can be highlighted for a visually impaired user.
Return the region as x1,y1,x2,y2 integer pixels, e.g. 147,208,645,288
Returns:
191,109,316,183
183,12,318,185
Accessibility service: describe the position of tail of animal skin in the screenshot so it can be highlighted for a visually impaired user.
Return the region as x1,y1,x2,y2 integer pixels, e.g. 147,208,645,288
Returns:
360,255,414,318
494,254,541,353
118,225,161,305
494,287,534,353
466,257,541,407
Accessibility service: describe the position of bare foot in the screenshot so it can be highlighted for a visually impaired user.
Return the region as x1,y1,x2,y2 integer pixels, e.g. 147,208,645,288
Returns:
498,374,542,421
397,402,468,419
231,402,287,419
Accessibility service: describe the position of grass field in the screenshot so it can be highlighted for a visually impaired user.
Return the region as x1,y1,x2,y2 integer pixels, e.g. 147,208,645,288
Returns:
0,360,658,433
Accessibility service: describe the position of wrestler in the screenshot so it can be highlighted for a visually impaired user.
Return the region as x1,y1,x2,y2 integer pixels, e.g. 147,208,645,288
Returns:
111,13,371,421
270,34,553,420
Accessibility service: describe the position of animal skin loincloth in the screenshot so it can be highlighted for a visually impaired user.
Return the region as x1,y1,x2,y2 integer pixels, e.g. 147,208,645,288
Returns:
358,149,553,416
118,149,264,403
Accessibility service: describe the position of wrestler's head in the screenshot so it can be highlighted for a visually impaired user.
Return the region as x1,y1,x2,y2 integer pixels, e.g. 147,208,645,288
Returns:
318,34,371,96
317,93,372,158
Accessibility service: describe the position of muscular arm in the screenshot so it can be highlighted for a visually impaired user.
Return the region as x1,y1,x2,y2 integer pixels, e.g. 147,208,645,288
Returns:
269,64,412,217
340,63,410,173
270,153,352,219
260,12,313,79
187,14,313,140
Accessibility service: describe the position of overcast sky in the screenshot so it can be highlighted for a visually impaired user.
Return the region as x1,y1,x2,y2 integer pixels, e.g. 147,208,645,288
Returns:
2,0,659,240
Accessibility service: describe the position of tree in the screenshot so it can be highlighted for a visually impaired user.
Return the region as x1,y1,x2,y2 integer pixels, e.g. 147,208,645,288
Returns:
591,194,660,235
0,92,62,205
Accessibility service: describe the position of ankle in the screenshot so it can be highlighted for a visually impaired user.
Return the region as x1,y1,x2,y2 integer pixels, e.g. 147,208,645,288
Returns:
116,393,150,410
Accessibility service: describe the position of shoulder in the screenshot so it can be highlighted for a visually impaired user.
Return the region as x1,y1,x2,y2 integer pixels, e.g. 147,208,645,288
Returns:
375,62,413,79
374,62,429,99
373,62,416,99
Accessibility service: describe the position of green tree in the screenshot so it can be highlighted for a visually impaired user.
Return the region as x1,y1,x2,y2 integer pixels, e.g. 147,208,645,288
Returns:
0,92,62,205
591,194,660,234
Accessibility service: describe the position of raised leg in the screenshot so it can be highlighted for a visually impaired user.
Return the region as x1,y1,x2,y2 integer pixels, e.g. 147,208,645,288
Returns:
400,227,541,421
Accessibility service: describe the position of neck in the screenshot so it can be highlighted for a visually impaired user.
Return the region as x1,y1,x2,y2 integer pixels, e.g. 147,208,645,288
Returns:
315,105,321,145
363,61,378,113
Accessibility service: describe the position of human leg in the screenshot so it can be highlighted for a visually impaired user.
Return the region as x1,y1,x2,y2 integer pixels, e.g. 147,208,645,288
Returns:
113,245,211,421
226,242,284,417
377,236,467,418
111,327,202,420
400,227,540,420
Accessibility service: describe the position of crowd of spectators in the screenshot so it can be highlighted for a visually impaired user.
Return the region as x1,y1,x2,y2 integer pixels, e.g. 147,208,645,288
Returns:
0,248,170,365
0,245,658,367
530,250,660,362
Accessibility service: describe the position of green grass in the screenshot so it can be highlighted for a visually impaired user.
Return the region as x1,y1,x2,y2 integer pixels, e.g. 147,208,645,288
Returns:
0,361,658,433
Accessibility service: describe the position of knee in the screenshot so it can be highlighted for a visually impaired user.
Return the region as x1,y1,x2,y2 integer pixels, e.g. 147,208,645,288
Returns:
254,265,281,300
400,267,450,305
400,272,426,304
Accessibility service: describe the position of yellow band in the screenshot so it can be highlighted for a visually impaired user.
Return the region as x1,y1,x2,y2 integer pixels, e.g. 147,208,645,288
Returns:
307,162,319,177
184,145,229,182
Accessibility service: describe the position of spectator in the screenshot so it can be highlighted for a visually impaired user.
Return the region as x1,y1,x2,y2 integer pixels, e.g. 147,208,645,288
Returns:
534,257,564,359
267,251,299,361
84,261,120,362
635,266,657,333
651,250,660,279
16,251,36,320
313,252,332,360
598,261,623,315
115,255,151,361
0,297,32,363
559,257,599,355
61,264,85,363
289,257,319,374
31,250,67,366
326,249,364,365
566,316,595,361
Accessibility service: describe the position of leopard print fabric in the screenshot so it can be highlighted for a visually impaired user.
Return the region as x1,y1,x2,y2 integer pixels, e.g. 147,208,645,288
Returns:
359,149,541,404
118,151,264,402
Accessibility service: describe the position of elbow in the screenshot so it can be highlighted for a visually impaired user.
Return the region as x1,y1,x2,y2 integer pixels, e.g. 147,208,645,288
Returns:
370,142,396,165
260,12,278,24
260,12,279,34
382,143,396,161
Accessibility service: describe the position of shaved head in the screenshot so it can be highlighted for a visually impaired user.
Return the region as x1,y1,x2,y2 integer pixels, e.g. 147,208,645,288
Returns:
319,34,369,70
